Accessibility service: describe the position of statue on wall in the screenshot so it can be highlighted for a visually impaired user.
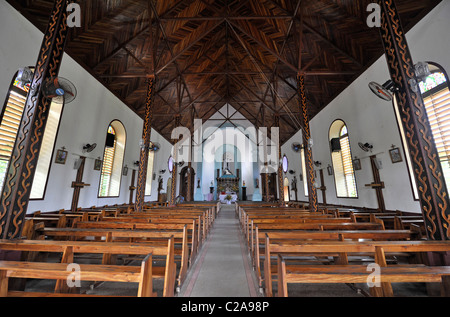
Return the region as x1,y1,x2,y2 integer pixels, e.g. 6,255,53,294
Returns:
291,176,297,191
158,176,163,191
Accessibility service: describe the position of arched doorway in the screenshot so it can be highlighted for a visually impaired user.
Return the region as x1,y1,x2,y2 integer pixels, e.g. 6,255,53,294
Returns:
179,166,195,201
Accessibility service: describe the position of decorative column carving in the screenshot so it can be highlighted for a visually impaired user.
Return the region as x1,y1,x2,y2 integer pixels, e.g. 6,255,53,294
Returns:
0,0,71,239
169,115,182,206
297,74,318,213
134,76,155,213
378,0,450,240
274,114,285,206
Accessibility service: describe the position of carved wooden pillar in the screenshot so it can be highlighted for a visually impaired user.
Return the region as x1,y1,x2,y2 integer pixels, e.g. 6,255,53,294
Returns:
0,0,71,239
297,74,318,213
274,114,285,206
186,125,194,202
378,0,450,240
169,115,182,206
134,76,155,213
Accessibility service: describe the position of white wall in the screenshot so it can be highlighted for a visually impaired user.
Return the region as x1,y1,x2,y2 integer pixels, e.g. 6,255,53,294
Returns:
282,1,450,213
0,1,172,213
200,104,260,200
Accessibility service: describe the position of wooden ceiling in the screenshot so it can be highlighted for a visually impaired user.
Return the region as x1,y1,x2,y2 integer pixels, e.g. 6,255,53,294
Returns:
7,0,442,144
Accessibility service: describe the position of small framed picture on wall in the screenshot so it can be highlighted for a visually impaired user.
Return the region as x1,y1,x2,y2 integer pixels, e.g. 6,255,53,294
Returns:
389,147,403,163
327,165,333,176
353,158,361,171
55,149,68,164
94,159,102,171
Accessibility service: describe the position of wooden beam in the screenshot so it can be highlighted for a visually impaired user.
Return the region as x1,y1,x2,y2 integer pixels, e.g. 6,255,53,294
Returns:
159,16,294,21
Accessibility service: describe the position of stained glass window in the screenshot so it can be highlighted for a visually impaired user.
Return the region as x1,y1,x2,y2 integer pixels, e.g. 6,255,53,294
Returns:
107,125,116,135
419,72,447,94
13,79,31,93
420,70,450,191
0,68,62,198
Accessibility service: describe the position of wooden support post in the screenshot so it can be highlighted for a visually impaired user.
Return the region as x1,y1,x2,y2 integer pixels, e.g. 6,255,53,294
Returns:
135,76,155,213
378,0,450,240
0,0,71,239
169,115,182,206
297,73,318,213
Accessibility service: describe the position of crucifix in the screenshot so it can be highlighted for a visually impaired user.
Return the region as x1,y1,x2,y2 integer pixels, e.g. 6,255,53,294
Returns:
365,155,386,212
70,156,90,212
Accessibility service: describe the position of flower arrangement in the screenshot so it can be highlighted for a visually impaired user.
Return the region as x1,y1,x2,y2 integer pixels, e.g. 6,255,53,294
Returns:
225,194,232,201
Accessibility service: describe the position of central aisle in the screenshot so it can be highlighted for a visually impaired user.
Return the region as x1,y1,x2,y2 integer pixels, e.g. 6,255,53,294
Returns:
179,203,258,297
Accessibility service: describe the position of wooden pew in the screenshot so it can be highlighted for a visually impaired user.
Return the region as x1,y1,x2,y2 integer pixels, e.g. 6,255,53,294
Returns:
0,238,178,297
0,257,154,297
264,237,450,297
102,214,203,248
95,216,201,256
35,225,191,290
251,229,415,292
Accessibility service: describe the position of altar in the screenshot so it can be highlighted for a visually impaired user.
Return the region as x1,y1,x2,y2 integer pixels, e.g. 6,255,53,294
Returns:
219,193,238,203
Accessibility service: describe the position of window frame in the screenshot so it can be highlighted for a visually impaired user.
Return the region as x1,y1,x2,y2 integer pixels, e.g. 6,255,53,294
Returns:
0,68,64,200
393,62,450,202
97,119,127,198
329,119,359,199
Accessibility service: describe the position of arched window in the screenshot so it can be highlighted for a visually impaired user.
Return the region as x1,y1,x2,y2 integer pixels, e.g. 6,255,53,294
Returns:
394,63,450,200
329,120,358,198
98,120,126,197
0,68,63,198
420,64,450,189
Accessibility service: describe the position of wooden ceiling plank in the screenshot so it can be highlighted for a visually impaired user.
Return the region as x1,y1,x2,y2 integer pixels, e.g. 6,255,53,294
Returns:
302,22,362,68
155,19,225,75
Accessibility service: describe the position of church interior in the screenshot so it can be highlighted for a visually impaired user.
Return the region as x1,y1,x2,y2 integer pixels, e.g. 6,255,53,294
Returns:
1,0,450,302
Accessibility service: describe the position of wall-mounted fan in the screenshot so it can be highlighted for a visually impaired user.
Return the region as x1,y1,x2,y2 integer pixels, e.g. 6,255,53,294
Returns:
292,143,302,152
358,142,373,152
369,80,396,101
134,160,140,166
82,143,97,153
314,161,322,167
42,77,77,104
